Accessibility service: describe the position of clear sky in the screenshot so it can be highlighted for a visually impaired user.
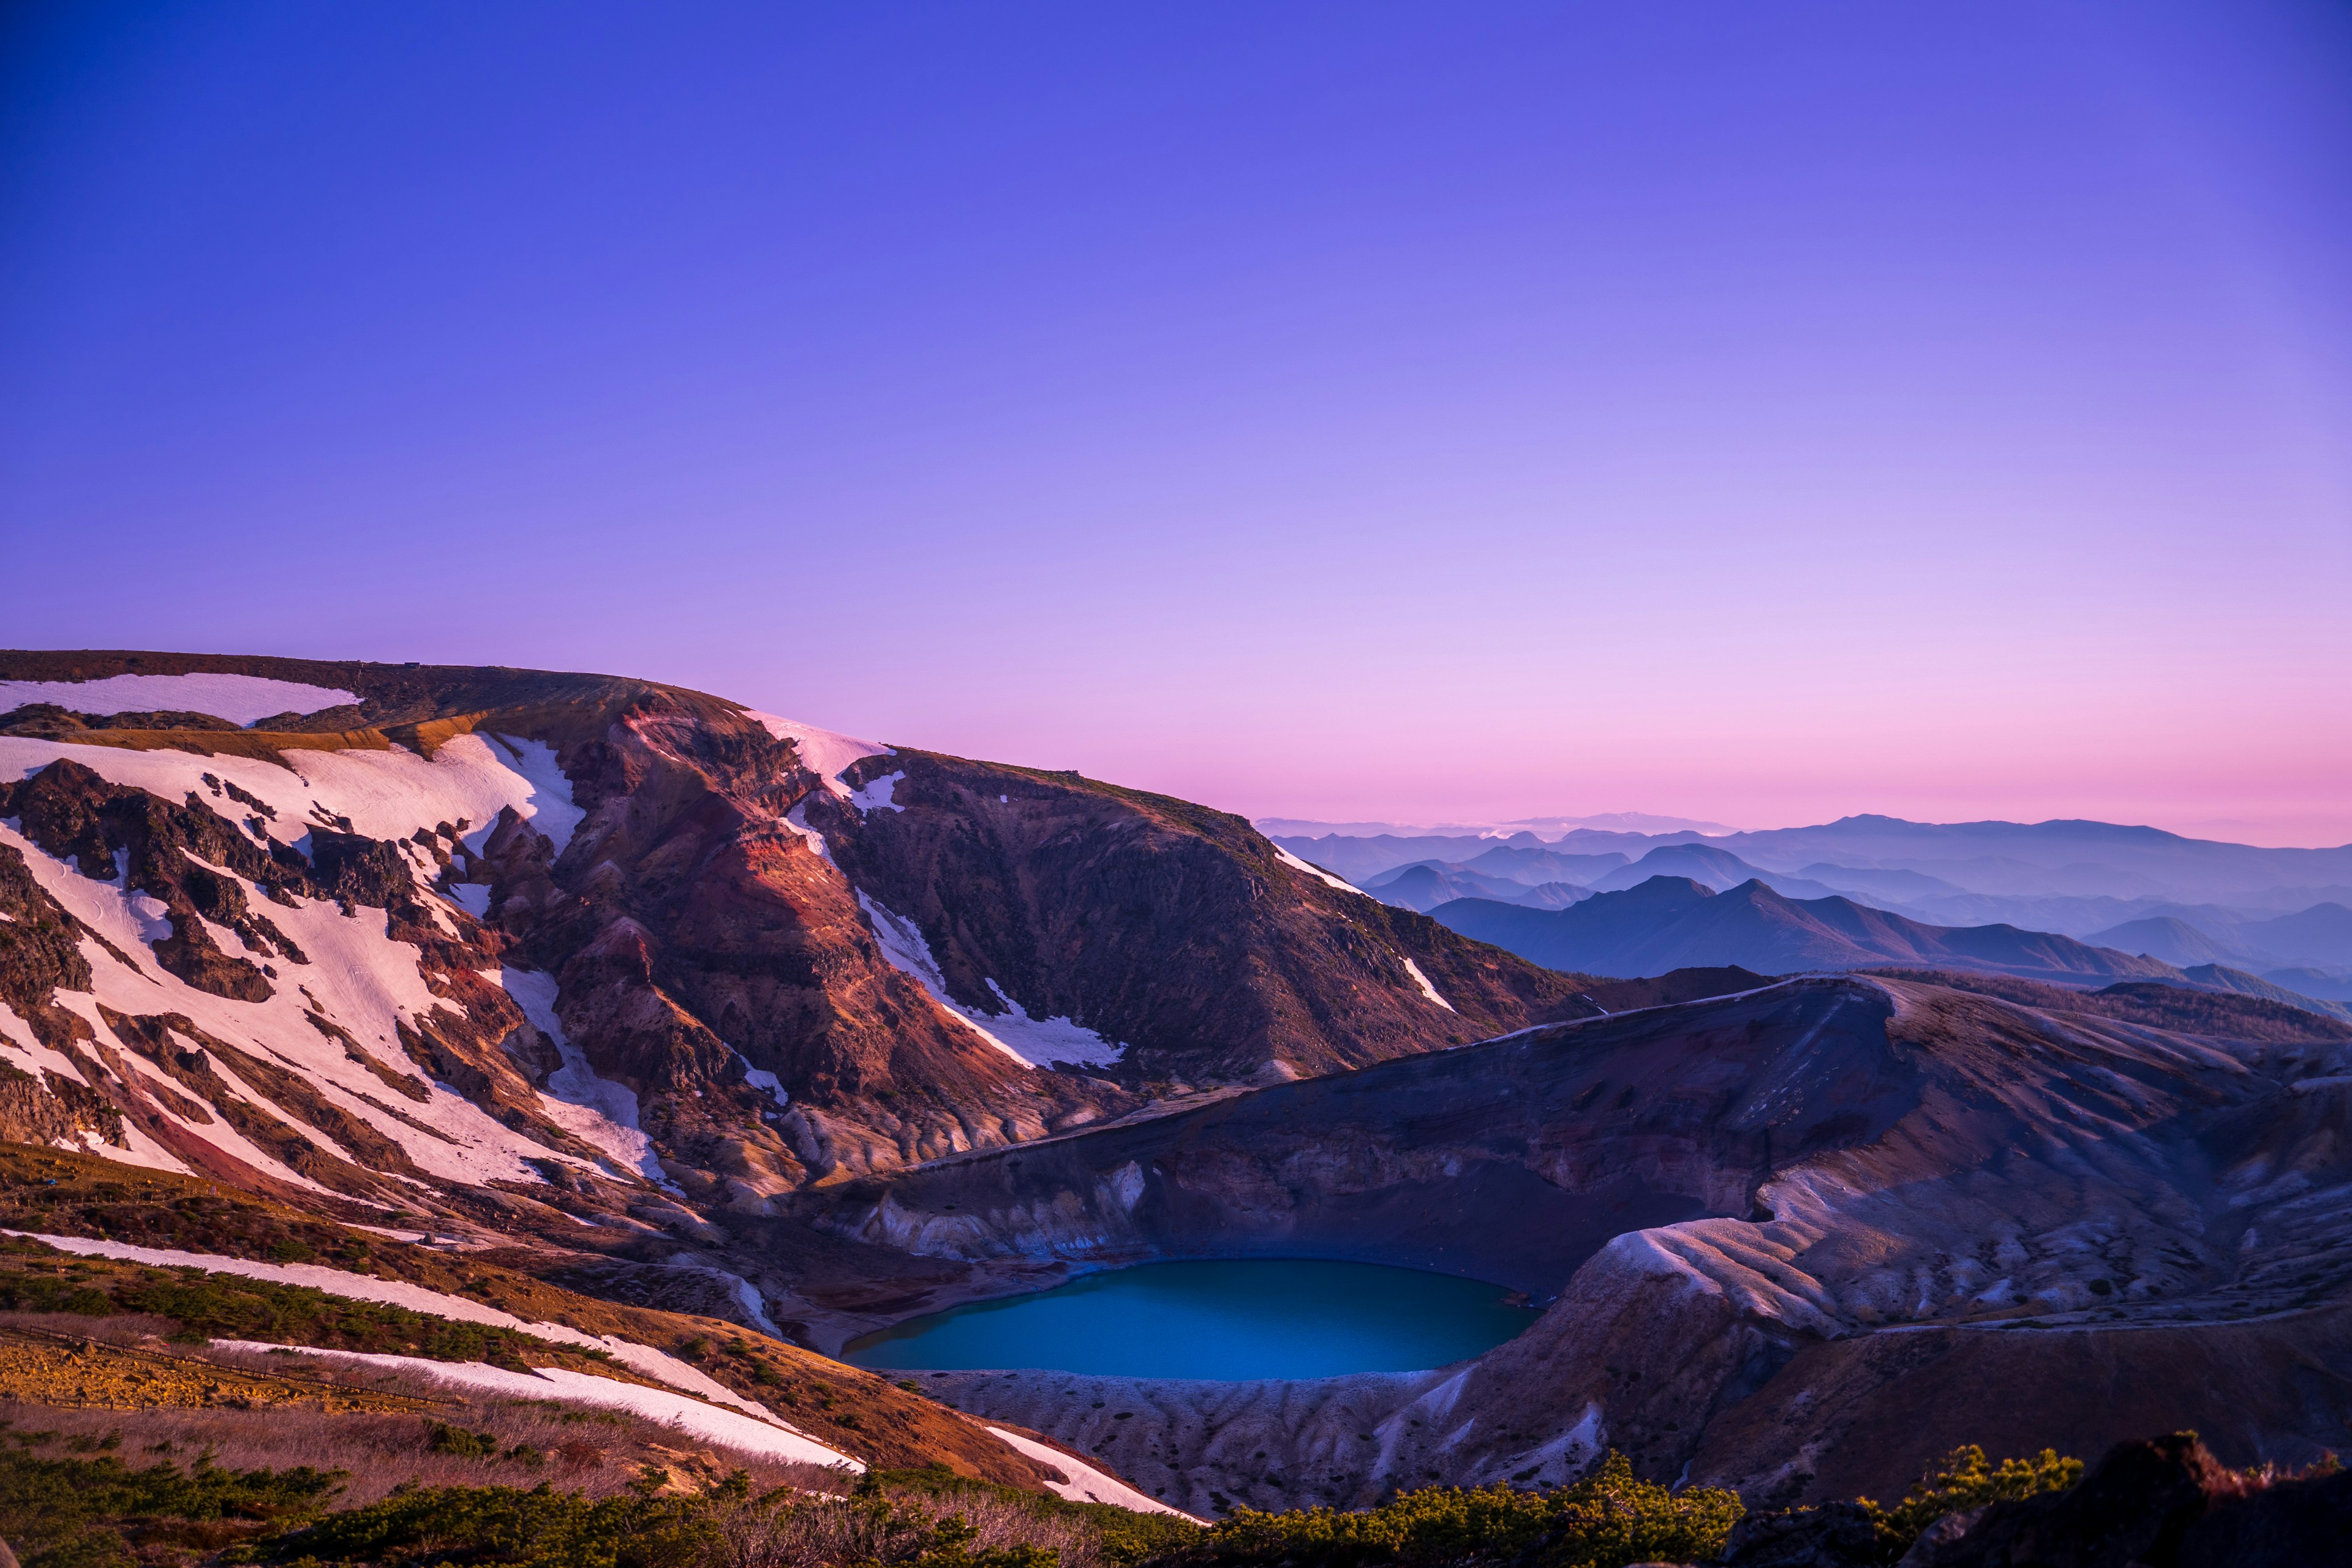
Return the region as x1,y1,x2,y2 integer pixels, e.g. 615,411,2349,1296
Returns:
4,3,2348,845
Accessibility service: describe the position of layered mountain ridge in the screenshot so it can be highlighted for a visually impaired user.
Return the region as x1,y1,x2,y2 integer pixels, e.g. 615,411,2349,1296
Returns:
1430,875,2183,987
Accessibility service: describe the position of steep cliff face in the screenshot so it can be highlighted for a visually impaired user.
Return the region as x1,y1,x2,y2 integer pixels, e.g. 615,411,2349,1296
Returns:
818,747,1599,1085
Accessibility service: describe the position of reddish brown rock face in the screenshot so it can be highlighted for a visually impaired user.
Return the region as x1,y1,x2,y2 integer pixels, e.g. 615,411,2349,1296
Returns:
819,748,1599,1086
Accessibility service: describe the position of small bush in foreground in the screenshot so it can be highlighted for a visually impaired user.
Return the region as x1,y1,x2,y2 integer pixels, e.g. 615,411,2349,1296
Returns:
1859,1443,2082,1555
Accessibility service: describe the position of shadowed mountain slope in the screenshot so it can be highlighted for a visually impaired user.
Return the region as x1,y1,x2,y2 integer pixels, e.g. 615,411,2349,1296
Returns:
2087,914,2254,967
1356,863,1589,913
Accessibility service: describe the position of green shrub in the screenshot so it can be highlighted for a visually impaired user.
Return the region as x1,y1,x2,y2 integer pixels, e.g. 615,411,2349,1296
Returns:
0,1449,344,1568
1859,1444,2082,1555
1175,1453,1743,1568
426,1423,501,1459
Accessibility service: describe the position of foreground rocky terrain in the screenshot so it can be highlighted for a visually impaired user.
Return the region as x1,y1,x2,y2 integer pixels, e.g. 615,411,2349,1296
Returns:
1,650,2348,1535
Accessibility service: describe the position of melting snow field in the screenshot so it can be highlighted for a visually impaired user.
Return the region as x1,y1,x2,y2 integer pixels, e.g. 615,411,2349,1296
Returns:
0,809,596,1192
0,731,581,856
984,1426,1197,1518
2,1233,826,1436
217,1343,857,1471
0,673,361,726
1401,957,1456,1012
747,712,891,798
856,892,1126,1068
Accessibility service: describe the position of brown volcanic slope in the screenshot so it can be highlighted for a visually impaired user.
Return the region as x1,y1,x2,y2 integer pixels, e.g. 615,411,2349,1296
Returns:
0,650,1594,1327
817,746,1595,1085
852,974,2352,1515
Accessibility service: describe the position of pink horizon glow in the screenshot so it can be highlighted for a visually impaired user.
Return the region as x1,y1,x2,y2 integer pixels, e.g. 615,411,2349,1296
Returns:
4,7,2347,850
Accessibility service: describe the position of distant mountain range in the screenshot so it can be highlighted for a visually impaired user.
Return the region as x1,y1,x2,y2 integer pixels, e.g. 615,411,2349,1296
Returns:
1273,818,2352,993
1429,876,2187,989
1355,862,1588,913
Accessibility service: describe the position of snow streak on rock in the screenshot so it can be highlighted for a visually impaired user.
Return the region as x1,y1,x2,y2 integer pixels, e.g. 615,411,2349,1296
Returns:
499,968,661,1179
1401,957,1455,1012
855,892,1126,1068
746,712,892,799
1275,846,1361,895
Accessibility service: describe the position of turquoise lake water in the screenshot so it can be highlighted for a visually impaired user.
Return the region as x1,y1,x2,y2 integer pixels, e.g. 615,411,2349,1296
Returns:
840,1258,1539,1380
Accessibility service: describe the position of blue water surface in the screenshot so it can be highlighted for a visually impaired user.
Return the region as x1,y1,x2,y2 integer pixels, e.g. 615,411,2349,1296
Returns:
840,1258,1537,1380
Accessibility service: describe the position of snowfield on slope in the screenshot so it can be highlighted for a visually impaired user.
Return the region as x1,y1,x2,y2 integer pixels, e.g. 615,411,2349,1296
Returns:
498,967,662,1179
4,1232,821,1434
984,1425,1199,1518
0,731,582,854
0,673,360,726
220,1342,859,1470
0,818,604,1191
856,891,1126,1068
747,712,891,799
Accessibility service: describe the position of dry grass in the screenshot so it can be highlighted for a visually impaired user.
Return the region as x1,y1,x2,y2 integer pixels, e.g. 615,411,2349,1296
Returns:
0,1313,848,1508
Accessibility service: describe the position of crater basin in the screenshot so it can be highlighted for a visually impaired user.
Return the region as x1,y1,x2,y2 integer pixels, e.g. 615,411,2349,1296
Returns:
840,1258,1539,1380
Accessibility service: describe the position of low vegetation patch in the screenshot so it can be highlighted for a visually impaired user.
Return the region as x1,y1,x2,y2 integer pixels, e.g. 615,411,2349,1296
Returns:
1164,1453,1743,1568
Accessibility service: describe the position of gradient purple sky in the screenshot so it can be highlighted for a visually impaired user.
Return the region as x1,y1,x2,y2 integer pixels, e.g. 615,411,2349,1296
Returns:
4,4,2348,845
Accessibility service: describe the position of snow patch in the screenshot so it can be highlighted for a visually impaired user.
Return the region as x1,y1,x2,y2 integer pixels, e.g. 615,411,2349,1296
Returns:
1,820,598,1188
475,735,583,853
217,1343,857,1471
855,892,1125,1068
1275,846,1361,895
733,1051,786,1104
0,673,360,727
848,770,905,813
780,799,832,862
727,1273,782,1336
500,968,662,1180
445,883,493,918
984,1427,1198,1518
1401,957,1456,1012
0,732,576,861
747,713,892,800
